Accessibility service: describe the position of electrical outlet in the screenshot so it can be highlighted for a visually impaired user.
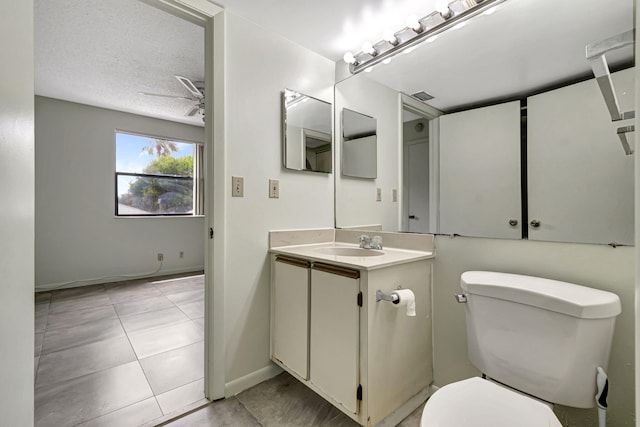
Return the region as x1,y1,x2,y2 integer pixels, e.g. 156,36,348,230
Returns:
157,253,164,262
269,179,279,198
376,188,382,202
392,189,398,202
179,251,184,259
232,176,244,197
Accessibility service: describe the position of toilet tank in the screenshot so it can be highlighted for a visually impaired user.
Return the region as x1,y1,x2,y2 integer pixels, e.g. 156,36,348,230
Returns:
461,271,621,408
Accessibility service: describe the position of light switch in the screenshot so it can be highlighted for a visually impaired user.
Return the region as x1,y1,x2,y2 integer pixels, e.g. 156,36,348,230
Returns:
376,188,382,202
269,179,279,198
392,189,398,202
232,176,244,197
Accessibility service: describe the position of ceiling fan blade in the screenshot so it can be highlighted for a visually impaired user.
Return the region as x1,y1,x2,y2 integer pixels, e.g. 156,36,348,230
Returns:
185,104,201,117
138,92,192,101
175,75,204,99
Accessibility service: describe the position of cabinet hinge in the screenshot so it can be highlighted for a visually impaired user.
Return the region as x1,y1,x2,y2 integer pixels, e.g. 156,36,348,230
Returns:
209,227,214,239
357,384,363,401
357,291,363,307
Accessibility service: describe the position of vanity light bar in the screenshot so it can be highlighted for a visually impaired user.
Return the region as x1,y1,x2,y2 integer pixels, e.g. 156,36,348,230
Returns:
345,0,508,75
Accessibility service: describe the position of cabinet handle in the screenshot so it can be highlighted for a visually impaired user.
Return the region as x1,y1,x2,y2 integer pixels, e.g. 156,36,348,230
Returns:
409,215,419,220
530,219,541,228
275,256,310,269
312,263,360,279
508,219,518,226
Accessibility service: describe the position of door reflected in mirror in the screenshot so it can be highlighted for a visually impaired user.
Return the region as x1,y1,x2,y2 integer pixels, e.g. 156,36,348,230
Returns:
342,108,377,179
282,89,332,173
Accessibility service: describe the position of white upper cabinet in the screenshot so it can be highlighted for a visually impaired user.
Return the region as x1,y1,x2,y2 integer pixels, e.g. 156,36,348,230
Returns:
527,68,635,245
439,101,522,239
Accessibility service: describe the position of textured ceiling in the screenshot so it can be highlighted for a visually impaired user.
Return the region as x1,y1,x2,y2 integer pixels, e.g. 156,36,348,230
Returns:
35,0,205,126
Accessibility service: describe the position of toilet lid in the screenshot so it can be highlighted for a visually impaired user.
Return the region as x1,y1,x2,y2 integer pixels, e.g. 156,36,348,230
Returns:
421,377,562,427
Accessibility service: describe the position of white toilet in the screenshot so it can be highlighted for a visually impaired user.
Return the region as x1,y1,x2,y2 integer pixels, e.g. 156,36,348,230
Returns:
421,271,621,427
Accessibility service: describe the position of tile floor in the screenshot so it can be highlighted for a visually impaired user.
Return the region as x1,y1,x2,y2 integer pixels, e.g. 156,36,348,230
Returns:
34,273,206,427
164,371,423,427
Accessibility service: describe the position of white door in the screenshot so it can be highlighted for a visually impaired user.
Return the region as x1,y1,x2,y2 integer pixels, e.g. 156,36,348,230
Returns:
439,101,522,239
407,142,429,233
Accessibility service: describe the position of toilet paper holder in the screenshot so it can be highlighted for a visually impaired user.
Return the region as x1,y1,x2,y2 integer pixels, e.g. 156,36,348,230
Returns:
376,288,401,304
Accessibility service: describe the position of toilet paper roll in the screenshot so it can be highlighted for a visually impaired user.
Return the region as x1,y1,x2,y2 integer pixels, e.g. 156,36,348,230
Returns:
392,289,416,317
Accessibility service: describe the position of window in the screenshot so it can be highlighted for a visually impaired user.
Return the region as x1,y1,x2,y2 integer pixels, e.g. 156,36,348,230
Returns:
115,132,204,216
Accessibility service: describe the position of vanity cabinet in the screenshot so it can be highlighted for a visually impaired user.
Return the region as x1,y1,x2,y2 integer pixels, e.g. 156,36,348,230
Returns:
270,251,433,426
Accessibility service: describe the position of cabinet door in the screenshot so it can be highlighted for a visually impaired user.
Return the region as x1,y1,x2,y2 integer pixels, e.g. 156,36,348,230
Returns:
272,257,310,379
527,68,634,244
439,101,522,239
310,265,359,414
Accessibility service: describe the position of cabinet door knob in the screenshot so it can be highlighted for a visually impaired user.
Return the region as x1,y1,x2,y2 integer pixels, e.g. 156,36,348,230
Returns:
530,219,541,228
508,219,518,226
408,215,418,220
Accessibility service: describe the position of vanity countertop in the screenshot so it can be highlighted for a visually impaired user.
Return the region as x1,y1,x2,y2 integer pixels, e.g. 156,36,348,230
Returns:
270,242,433,271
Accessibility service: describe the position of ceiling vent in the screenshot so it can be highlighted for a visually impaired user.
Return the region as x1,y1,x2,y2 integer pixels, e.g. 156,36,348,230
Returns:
411,91,434,102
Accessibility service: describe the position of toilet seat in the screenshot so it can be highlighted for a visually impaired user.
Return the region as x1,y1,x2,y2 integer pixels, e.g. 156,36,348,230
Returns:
420,377,562,427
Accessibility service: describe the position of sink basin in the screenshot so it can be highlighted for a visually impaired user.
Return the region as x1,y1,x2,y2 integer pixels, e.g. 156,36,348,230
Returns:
314,247,384,257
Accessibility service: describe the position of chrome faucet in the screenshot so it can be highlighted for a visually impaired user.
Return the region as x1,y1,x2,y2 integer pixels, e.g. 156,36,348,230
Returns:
358,234,383,250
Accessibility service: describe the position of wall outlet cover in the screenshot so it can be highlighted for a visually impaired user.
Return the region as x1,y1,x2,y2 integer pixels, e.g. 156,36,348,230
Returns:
376,188,382,202
392,189,398,202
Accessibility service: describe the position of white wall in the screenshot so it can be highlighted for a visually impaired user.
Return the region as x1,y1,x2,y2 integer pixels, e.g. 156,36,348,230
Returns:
0,0,34,424
35,97,205,290
433,236,635,426
335,75,400,230
221,13,335,389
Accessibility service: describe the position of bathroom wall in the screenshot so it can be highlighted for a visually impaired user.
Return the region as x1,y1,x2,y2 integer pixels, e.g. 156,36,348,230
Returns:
0,0,34,423
335,75,400,230
35,97,205,290
433,236,635,426
220,12,335,391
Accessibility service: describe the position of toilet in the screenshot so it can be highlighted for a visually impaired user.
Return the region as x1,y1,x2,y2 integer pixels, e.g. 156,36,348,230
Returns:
421,271,621,427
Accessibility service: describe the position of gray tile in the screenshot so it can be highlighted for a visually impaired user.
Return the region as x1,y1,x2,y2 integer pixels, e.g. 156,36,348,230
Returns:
46,305,117,330
35,292,52,304
165,289,204,305
128,320,203,359
36,336,137,387
397,402,425,427
35,357,40,378
236,372,358,427
51,284,106,301
76,397,163,427
120,306,190,334
154,276,204,295
177,300,204,320
49,293,112,314
34,361,154,427
35,332,44,357
164,397,260,427
35,305,49,333
114,295,174,317
140,340,204,395
41,317,125,355
36,302,50,316
106,282,163,304
193,317,205,330
156,378,206,415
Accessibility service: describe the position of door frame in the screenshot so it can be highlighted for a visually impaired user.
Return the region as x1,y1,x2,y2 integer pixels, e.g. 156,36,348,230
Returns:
399,93,442,234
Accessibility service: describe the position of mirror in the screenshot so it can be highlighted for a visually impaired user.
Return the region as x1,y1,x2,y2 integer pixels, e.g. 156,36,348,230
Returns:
342,108,377,179
282,89,332,173
334,0,635,245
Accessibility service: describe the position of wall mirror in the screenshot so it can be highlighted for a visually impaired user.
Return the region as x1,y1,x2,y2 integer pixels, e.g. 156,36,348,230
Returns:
334,0,635,246
282,89,332,173
342,108,377,179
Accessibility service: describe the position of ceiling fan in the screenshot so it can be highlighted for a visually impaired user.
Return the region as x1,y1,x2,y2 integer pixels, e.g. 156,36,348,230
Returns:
139,75,205,120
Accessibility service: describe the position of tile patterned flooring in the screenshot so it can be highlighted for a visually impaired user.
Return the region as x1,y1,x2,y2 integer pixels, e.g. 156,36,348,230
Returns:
35,273,423,427
34,273,206,427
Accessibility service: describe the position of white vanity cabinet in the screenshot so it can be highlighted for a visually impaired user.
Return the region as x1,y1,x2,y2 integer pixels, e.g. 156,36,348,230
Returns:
270,249,433,426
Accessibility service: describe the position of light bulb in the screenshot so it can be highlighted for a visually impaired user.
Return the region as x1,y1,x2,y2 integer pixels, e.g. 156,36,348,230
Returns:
406,15,422,33
383,29,398,45
362,41,376,56
435,0,452,18
343,51,357,65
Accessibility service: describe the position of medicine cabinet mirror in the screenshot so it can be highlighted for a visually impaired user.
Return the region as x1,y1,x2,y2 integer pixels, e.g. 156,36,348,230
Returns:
282,89,332,173
342,108,377,179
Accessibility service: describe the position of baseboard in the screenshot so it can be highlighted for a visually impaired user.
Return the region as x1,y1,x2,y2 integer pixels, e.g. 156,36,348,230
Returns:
35,265,205,292
224,363,283,397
